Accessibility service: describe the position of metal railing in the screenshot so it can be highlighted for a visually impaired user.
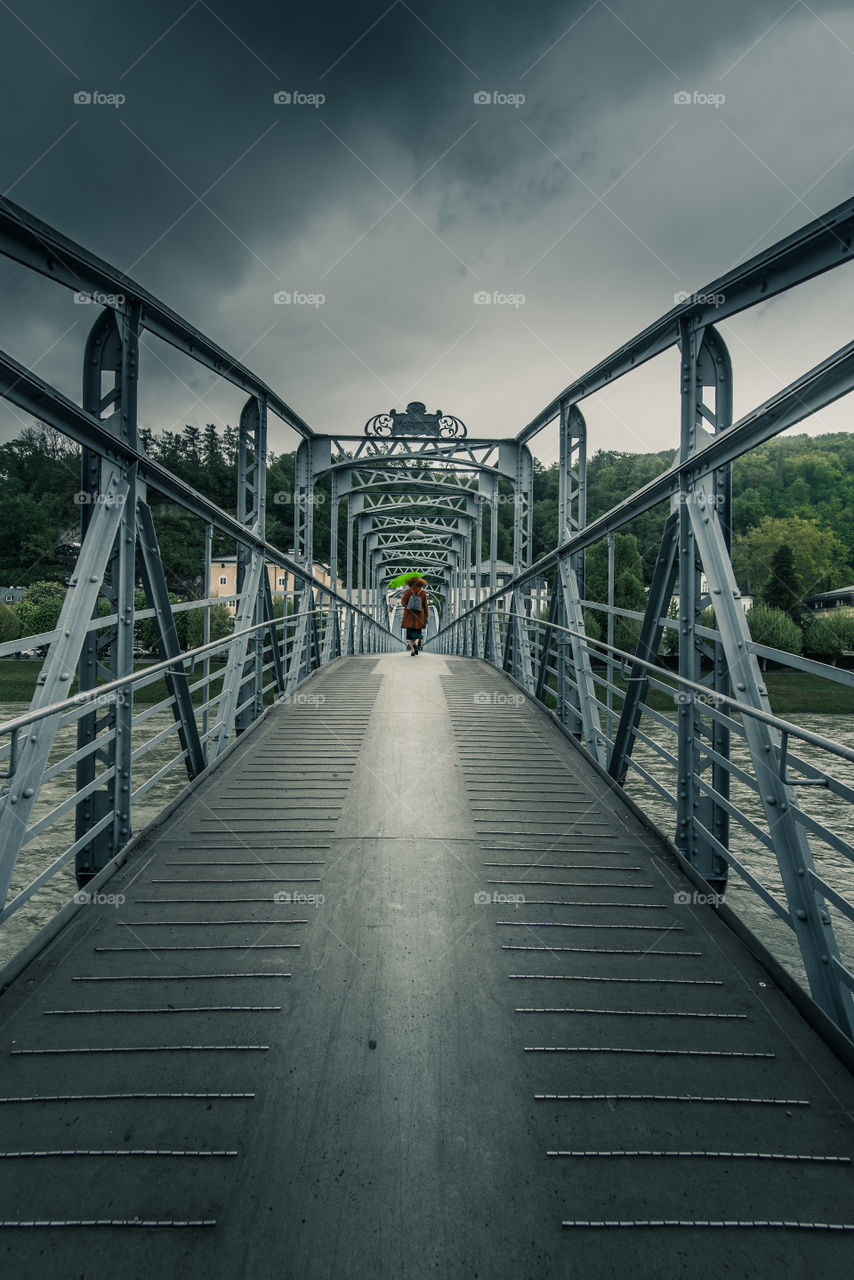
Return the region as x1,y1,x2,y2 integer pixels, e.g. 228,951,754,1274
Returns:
0,194,404,963
428,194,854,1042
432,582,854,1039
2,188,854,1053
0,591,399,940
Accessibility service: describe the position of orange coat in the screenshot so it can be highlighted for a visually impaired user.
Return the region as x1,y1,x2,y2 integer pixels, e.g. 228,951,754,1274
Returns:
401,580,428,629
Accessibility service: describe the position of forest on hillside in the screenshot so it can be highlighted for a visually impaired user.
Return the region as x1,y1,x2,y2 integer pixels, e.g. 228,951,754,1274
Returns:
1,422,853,619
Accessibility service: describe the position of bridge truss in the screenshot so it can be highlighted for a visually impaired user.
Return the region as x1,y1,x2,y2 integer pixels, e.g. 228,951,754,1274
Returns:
0,193,854,1044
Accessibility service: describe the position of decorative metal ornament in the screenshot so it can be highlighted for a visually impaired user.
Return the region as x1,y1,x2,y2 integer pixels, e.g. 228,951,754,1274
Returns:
364,401,467,439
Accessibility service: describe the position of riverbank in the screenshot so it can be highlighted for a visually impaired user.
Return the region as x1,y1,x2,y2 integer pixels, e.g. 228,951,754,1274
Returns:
0,659,225,706
638,670,854,715
1,660,853,716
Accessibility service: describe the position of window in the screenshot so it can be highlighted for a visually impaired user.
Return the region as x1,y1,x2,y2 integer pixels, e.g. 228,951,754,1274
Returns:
278,577,285,587
219,576,227,586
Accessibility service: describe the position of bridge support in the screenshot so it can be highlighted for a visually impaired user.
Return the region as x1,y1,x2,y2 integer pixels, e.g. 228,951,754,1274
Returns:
0,464,129,905
689,469,854,1037
675,322,733,892
209,396,268,758
74,306,140,882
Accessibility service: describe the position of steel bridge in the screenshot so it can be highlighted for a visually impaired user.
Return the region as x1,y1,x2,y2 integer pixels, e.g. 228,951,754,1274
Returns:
1,194,854,1279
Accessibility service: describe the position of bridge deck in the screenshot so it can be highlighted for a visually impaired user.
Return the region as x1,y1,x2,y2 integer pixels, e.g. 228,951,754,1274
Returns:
1,654,853,1280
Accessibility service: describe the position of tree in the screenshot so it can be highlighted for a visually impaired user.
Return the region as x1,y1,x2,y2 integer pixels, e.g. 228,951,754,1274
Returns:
184,602,233,651
745,603,802,664
733,515,852,599
11,580,67,636
0,603,21,643
803,614,845,663
659,597,680,659
585,533,647,653
760,543,803,623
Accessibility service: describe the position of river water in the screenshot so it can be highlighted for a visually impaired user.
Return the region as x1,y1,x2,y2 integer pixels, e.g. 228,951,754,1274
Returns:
0,703,189,968
619,711,854,993
2,701,854,1004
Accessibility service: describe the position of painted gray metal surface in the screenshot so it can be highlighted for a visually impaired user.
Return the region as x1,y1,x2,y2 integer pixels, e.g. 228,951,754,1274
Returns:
1,656,853,1280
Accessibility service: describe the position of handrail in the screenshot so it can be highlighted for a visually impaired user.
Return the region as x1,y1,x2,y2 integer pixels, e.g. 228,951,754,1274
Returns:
0,608,344,742
493,612,854,771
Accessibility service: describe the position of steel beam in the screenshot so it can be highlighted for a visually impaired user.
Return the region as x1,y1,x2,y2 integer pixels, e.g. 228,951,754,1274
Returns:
688,471,854,1037
516,194,854,445
136,499,206,778
0,467,129,907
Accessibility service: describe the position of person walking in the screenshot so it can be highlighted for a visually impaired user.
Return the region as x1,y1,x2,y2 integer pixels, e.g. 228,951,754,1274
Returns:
401,577,428,656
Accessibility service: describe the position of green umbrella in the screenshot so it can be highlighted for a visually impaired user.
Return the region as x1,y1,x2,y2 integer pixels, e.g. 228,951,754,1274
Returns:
387,571,428,589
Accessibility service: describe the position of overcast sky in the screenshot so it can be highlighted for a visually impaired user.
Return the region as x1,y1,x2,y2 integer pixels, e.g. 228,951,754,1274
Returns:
0,0,853,463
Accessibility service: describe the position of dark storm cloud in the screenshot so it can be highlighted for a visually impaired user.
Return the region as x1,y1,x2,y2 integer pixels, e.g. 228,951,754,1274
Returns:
0,0,852,453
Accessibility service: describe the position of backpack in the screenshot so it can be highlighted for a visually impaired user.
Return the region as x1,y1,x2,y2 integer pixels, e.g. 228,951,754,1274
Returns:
407,590,424,620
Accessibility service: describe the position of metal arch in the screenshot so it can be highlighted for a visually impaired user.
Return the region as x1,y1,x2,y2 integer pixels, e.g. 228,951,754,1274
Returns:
74,304,140,879
607,323,733,872
328,437,499,469
209,395,269,759
236,395,276,732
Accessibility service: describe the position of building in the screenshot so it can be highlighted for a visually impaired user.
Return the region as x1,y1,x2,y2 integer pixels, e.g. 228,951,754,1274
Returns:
0,586,27,606
803,586,854,614
208,557,342,616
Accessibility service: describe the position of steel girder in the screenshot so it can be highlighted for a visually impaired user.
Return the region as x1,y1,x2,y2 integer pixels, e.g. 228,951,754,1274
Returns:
294,437,332,568
497,442,534,575
674,322,732,891
0,465,130,909
236,396,274,733
516,193,854,446
208,396,268,760
327,436,501,471
688,467,854,1038
72,307,139,880
608,511,680,787
0,194,315,441
557,559,604,763
136,500,206,776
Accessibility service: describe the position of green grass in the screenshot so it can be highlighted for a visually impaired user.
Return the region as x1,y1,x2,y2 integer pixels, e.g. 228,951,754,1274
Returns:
2,659,853,717
604,667,854,716
0,659,226,707
763,669,854,715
